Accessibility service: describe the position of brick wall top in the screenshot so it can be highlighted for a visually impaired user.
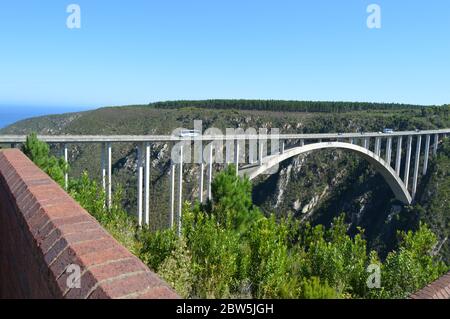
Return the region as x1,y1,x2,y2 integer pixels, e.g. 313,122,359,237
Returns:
0,149,179,299
410,271,450,299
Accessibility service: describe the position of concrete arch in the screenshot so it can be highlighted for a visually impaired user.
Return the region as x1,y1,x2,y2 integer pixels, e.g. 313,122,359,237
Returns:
239,142,412,204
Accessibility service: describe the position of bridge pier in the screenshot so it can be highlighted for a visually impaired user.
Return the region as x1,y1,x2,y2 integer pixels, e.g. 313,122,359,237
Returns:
385,137,392,165
249,138,257,164
107,142,112,209
63,144,68,190
281,141,285,154
234,139,239,175
208,144,213,200
412,135,422,199
363,137,369,149
258,138,264,166
177,145,183,237
199,162,204,203
423,135,431,175
300,139,305,147
433,134,439,156
395,137,402,175
169,161,175,228
101,143,106,191
144,142,151,226
404,136,413,190
225,138,233,166
375,137,381,157
137,143,144,226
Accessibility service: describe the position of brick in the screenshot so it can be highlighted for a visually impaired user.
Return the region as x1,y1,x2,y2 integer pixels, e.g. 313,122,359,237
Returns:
0,149,178,299
136,286,180,299
410,271,450,299
88,271,176,299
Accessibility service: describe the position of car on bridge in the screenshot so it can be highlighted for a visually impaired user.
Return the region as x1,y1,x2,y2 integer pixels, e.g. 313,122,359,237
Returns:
383,128,394,134
178,129,201,137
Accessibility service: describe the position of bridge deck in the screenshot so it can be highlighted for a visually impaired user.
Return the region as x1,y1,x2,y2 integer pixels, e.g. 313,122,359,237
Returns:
0,129,449,143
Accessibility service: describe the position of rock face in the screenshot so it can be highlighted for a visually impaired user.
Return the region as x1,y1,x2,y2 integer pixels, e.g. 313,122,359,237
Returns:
275,164,292,208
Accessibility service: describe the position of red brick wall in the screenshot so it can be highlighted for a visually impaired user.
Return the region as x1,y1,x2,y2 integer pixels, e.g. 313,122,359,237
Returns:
0,149,179,299
410,271,450,299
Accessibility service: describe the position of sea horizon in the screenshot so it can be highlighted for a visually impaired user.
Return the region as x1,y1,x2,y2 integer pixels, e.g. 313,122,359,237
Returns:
0,105,94,130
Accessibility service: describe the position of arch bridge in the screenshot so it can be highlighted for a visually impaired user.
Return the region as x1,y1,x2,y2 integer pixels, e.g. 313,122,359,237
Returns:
1,129,449,234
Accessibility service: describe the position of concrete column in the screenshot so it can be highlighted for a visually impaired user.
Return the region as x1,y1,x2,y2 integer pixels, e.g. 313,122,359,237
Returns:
177,145,183,237
225,138,233,166
107,142,112,209
144,142,151,226
197,140,204,203
249,138,256,164
423,135,431,176
101,143,106,191
375,137,381,157
433,134,439,156
63,144,69,190
234,139,239,176
208,145,213,201
385,137,392,166
281,141,285,154
300,139,305,147
169,161,175,228
258,138,264,166
363,138,369,149
199,162,204,203
412,135,422,199
137,144,144,226
395,137,402,175
349,138,354,144
404,136,413,189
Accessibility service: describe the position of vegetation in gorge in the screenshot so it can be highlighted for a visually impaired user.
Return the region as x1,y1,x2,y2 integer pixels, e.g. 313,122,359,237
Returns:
410,138,450,263
21,134,449,299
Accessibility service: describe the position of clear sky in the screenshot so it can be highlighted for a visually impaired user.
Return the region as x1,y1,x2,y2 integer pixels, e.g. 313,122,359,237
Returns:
0,0,449,109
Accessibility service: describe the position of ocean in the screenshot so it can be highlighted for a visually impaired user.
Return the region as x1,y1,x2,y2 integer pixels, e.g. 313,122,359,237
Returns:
0,105,93,129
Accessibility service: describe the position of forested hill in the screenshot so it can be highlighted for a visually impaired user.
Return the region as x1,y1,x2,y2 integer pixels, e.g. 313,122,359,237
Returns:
150,99,434,113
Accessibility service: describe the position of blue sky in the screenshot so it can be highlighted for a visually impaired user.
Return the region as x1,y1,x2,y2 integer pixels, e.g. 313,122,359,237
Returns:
0,0,449,109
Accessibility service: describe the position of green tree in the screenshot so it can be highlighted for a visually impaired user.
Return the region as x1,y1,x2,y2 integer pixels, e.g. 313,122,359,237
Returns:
22,133,68,187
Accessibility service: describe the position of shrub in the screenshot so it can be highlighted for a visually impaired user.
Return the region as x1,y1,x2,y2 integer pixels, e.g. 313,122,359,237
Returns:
22,133,68,187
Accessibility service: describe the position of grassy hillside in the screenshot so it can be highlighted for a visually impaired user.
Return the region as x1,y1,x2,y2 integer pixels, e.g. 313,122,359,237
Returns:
1,101,449,261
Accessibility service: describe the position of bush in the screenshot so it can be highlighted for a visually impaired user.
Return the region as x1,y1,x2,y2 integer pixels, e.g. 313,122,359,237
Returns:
22,133,68,187
157,236,193,298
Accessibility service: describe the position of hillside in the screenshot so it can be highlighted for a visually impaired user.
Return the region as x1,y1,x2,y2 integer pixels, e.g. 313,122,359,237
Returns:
1,101,450,262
